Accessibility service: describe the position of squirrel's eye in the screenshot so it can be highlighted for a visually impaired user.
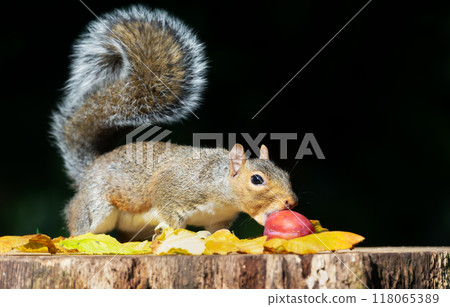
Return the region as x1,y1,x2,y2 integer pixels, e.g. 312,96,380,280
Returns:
251,174,264,185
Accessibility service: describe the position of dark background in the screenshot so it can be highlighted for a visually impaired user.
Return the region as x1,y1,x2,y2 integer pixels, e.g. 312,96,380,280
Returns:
1,0,449,246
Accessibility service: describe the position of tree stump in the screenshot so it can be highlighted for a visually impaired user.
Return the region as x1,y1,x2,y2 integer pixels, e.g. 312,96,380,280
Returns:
0,247,448,288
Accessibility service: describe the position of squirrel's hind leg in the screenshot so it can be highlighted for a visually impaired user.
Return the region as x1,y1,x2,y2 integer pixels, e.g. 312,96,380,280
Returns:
65,189,119,236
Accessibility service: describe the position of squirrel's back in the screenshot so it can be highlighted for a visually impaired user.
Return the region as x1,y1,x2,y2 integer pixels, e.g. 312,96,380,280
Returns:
51,5,207,184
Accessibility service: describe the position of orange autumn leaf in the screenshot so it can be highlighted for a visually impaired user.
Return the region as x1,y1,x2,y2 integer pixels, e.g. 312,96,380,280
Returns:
0,234,67,254
16,242,50,253
0,236,31,253
16,234,63,254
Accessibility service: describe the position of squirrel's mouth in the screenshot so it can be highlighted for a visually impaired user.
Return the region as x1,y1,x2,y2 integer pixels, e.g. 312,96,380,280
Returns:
253,201,296,225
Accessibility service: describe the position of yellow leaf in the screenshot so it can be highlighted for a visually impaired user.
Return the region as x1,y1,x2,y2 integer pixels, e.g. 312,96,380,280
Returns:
283,231,365,254
204,229,266,255
123,241,152,254
233,236,266,254
29,234,59,254
207,229,240,242
264,238,288,254
204,229,240,255
0,236,31,253
196,230,212,239
310,220,329,233
152,227,205,255
0,234,61,254
51,237,80,254
16,242,50,253
57,233,152,255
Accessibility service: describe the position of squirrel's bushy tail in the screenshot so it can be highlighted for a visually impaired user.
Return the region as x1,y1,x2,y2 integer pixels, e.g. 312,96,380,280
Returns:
51,5,207,184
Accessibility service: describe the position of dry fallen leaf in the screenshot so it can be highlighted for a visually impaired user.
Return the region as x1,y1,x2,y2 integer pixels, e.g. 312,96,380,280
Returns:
0,219,363,256
204,229,266,255
152,227,205,255
0,236,32,253
16,234,59,254
233,236,267,254
57,233,152,255
51,236,80,254
310,220,329,233
123,241,152,254
263,238,288,253
203,229,241,255
0,234,66,254
265,231,365,254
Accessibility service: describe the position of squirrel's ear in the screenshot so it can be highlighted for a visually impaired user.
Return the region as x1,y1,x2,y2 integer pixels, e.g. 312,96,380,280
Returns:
260,144,269,160
229,144,247,177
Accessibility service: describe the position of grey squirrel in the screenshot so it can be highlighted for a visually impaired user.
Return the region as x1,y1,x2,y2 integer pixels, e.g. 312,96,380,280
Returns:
52,5,298,240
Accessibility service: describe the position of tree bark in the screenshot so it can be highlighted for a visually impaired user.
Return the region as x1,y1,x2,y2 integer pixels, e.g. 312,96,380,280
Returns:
0,247,448,289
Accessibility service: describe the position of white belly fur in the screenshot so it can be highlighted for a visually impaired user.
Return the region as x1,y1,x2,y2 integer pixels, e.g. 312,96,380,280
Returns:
116,208,162,232
186,201,240,227
116,202,240,231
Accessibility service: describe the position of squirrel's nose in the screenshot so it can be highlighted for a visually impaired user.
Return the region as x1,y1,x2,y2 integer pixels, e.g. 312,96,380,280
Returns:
284,199,298,209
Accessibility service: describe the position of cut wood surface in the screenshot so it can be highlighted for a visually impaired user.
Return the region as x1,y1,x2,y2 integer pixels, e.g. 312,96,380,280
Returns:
0,247,448,289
